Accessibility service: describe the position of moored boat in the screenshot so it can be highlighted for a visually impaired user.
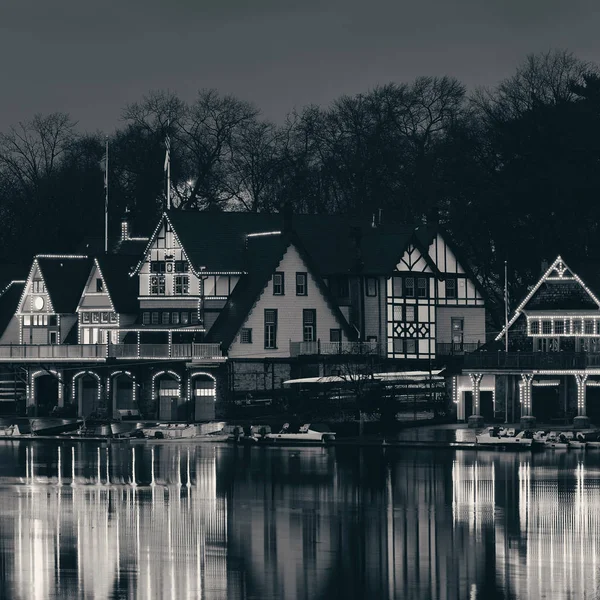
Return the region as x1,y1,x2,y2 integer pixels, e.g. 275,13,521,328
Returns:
30,418,82,436
264,423,336,445
475,427,533,448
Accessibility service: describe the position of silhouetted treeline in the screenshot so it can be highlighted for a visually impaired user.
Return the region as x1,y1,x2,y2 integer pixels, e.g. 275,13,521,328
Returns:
1,49,599,316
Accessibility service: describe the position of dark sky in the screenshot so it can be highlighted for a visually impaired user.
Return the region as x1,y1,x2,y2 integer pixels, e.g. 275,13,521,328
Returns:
1,0,600,133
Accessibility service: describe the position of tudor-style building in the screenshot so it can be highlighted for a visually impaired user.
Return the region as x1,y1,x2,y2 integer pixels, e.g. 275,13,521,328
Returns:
461,255,600,428
0,211,488,420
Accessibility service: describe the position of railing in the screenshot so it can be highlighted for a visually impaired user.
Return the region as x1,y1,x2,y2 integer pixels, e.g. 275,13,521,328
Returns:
290,340,381,357
464,351,600,370
436,342,482,356
0,343,224,362
0,345,107,360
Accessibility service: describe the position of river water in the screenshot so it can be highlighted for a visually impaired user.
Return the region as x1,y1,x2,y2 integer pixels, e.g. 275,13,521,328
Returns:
0,440,598,600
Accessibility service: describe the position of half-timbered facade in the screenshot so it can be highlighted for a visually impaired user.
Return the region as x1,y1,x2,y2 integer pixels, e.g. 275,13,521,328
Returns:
0,211,489,420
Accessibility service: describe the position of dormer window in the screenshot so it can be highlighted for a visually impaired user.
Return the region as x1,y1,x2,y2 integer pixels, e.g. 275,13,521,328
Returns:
32,280,45,293
96,278,103,293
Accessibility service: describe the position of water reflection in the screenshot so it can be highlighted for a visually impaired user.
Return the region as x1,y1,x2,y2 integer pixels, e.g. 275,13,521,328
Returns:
1,443,600,598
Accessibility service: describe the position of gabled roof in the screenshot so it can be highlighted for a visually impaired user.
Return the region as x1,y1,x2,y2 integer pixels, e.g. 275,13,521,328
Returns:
205,232,356,350
0,281,25,337
94,255,139,313
496,255,600,341
36,256,93,314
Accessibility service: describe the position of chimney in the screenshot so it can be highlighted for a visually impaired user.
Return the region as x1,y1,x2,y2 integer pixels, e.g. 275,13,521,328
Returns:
121,207,131,242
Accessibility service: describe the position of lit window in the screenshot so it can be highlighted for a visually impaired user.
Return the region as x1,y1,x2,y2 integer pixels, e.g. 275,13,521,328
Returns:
181,312,189,325
585,320,594,335
573,320,582,334
296,273,307,296
554,320,564,335
240,328,253,344
172,312,179,325
273,272,284,295
530,320,539,334
542,320,552,335
23,315,30,326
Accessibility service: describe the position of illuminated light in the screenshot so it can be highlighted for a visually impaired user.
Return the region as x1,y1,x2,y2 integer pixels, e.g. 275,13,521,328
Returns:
35,254,88,259
586,380,600,387
469,373,483,415
532,380,560,387
16,259,56,315
496,256,600,342
71,370,102,404
526,314,600,337
520,373,534,413
246,231,282,238
187,372,217,403
136,295,203,300
0,280,26,297
151,369,182,401
201,272,245,276
575,373,589,415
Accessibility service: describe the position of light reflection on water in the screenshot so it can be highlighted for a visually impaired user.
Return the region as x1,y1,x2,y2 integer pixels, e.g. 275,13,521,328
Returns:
0,442,599,598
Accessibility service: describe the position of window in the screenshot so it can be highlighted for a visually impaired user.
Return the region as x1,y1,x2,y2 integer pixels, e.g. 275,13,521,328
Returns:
417,277,428,298
554,320,564,335
573,319,582,334
49,331,58,345
151,312,159,325
366,277,377,297
174,275,189,295
181,312,189,325
393,305,403,321
530,320,539,334
392,277,402,296
336,276,349,298
111,331,119,345
92,312,99,324
161,312,169,325
542,320,552,335
303,309,316,342
142,312,150,325
405,306,416,322
296,272,307,296
175,261,189,272
82,312,90,324
190,312,199,325
405,339,417,353
109,313,117,324
150,261,166,273
273,272,284,295
23,315,30,326
585,319,594,335
330,328,341,342
32,280,45,293
565,320,571,334
95,278,103,293
100,312,109,323
172,312,179,325
452,318,464,346
150,275,165,295
240,328,253,344
446,278,456,299
264,309,278,349
404,277,415,298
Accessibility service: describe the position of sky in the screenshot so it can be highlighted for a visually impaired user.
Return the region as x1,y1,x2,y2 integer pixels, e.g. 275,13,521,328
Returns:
1,0,600,134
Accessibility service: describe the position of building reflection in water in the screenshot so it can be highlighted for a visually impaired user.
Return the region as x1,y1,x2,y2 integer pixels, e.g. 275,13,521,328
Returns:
0,442,228,600
3,442,600,599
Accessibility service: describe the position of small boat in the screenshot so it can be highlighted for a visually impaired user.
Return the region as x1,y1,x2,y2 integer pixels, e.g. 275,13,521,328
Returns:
264,423,336,445
544,432,570,449
30,418,82,436
475,427,533,448
141,423,198,439
0,424,21,437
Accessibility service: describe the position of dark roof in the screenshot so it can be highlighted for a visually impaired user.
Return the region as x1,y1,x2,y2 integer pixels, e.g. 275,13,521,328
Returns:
0,282,24,336
114,239,151,256
165,211,430,275
0,264,28,291
564,256,600,300
95,255,140,313
37,257,93,314
527,280,598,310
206,232,356,350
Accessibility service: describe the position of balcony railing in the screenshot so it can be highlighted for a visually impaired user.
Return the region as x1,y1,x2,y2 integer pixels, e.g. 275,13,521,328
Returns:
464,351,600,371
290,340,381,357
0,343,224,362
436,342,482,356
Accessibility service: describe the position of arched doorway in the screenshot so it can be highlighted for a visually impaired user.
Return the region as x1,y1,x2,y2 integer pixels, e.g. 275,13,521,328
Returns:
72,371,101,418
152,371,182,421
110,371,137,418
32,372,60,416
189,373,216,421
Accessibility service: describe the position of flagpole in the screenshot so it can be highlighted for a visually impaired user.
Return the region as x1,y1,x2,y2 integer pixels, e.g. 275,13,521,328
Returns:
167,152,171,210
165,122,171,210
504,259,509,423
104,137,109,254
